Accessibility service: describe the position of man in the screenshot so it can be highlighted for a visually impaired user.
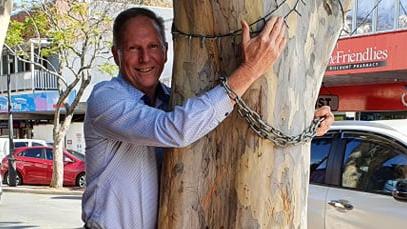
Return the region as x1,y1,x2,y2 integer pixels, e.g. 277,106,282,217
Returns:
82,7,333,229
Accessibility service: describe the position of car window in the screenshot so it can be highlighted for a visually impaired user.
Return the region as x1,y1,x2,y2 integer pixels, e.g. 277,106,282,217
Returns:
310,137,333,184
21,148,43,159
32,142,44,146
46,149,53,160
14,142,28,148
342,137,407,194
68,150,85,161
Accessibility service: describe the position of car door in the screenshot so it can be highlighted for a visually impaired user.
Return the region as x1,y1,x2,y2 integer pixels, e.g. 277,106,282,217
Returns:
325,131,407,229
63,153,79,184
308,132,340,229
44,148,56,184
45,149,77,184
18,148,48,184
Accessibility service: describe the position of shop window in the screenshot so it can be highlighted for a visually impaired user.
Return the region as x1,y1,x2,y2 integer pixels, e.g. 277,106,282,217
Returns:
377,1,395,31
399,0,407,28
356,0,374,34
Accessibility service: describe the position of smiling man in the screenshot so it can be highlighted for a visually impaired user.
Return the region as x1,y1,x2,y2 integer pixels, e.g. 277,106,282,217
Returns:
82,7,333,229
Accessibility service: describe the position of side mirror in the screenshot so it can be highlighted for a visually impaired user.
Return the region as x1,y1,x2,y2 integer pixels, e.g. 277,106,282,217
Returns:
392,180,407,201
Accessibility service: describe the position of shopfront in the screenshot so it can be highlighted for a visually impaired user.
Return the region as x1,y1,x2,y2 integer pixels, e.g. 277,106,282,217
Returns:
318,29,407,120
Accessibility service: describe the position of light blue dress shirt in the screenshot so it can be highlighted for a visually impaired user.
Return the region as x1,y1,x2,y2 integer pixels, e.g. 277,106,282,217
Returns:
82,74,233,229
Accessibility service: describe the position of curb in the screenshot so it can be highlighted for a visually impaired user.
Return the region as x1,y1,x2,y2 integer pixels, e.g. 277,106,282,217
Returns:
2,186,83,196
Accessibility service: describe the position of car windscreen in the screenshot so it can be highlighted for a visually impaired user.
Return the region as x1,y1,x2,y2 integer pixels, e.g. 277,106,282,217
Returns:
69,150,85,161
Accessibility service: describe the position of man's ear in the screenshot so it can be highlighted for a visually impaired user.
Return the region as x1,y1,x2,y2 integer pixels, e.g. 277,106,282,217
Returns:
112,46,120,67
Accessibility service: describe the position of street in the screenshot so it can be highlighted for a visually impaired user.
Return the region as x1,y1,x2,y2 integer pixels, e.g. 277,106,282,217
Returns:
0,192,83,229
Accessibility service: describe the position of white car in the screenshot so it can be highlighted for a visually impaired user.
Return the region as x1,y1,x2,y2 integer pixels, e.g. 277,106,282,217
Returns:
308,120,407,229
0,138,47,160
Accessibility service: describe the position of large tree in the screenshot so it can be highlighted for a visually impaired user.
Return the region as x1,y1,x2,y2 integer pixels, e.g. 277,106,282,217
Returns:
159,0,351,228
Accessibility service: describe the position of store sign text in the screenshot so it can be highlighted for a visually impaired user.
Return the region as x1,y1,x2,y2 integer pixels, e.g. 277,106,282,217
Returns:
327,47,389,71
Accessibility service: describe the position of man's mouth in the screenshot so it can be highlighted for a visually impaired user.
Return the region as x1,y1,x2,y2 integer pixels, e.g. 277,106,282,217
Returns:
136,67,154,73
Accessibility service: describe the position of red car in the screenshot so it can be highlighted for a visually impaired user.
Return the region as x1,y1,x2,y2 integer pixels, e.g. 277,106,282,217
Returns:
0,146,85,187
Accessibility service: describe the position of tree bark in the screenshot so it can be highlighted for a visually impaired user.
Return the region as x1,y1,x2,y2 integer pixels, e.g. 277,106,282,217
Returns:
159,0,351,228
0,0,12,52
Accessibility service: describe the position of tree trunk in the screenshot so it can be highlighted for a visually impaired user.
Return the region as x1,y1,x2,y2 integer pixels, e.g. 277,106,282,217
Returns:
50,114,73,188
0,0,12,52
159,0,351,228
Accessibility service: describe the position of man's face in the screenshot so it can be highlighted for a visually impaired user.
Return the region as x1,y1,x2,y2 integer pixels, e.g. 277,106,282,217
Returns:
112,16,167,94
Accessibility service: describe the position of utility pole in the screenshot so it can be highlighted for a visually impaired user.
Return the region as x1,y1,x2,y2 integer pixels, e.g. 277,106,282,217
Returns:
7,49,16,186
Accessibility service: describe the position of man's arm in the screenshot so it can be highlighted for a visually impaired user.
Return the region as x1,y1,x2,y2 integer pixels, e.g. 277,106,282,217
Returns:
226,17,334,135
87,84,233,148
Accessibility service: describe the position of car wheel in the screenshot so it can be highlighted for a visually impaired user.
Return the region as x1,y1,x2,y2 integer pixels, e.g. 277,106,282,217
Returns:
76,173,86,188
4,171,22,186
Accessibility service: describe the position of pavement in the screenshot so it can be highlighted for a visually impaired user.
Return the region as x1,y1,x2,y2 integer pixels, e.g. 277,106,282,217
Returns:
2,184,84,195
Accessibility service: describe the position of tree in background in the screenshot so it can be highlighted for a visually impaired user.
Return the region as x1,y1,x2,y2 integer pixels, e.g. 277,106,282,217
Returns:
4,0,173,189
5,0,113,188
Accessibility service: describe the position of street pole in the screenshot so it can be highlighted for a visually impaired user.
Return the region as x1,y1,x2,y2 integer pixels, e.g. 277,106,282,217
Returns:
7,50,16,186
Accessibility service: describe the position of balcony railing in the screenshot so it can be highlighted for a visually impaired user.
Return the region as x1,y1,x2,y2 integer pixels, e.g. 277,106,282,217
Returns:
0,70,58,93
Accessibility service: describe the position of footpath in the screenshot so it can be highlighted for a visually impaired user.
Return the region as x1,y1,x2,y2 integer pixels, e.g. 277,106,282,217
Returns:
2,184,84,195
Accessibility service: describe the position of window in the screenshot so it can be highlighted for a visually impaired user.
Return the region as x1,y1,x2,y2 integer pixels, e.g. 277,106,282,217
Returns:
68,150,85,161
46,149,53,160
14,142,28,148
356,0,374,34
342,136,407,194
310,137,333,184
21,148,43,159
32,142,44,146
370,154,407,193
1,55,7,75
341,9,353,36
399,0,407,28
377,1,395,31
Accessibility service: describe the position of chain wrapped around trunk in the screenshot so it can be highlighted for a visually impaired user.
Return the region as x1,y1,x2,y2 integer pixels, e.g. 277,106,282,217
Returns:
220,76,323,147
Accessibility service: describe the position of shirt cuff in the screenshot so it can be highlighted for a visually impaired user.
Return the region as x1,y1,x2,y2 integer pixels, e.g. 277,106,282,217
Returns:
206,85,234,124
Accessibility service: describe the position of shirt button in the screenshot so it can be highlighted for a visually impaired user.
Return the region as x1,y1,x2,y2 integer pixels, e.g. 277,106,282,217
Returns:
225,112,229,116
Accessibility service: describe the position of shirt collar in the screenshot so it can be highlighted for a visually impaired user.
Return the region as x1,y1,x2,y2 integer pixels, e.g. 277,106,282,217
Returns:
117,74,170,107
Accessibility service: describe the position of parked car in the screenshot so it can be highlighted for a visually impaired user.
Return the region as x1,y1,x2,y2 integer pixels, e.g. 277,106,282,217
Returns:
0,138,48,161
0,172,2,202
0,146,85,187
309,120,407,229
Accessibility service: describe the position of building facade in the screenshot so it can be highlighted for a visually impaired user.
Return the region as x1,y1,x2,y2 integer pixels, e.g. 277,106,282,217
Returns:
318,0,407,120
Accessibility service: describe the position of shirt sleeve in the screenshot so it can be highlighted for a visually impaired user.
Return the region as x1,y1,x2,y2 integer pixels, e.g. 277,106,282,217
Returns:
86,85,234,148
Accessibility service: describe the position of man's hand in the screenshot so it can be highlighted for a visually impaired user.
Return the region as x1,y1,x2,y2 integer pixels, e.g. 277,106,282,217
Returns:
314,106,334,136
240,17,287,79
227,17,287,99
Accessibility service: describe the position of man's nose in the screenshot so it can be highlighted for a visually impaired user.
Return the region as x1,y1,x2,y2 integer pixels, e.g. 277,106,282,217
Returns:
139,48,150,63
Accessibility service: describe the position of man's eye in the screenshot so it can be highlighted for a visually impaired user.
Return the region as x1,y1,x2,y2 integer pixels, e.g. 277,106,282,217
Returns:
150,44,159,49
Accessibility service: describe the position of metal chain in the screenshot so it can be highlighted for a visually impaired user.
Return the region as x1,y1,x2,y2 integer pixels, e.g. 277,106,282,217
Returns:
220,76,323,147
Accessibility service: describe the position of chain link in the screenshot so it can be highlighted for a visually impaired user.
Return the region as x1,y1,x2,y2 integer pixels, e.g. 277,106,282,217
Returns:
220,76,323,147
